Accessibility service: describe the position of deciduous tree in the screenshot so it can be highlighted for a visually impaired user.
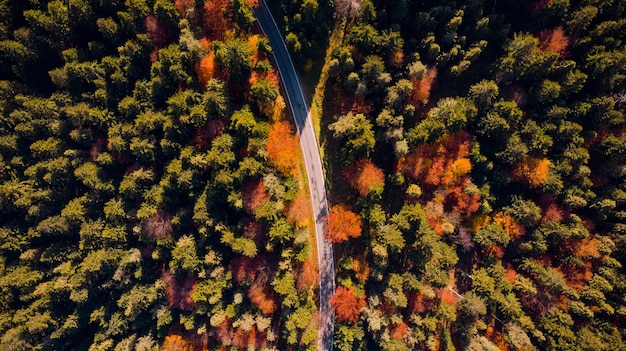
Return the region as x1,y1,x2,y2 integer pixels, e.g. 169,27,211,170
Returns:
512,157,551,187
330,286,366,323
539,26,569,58
324,205,363,243
266,121,300,176
342,158,385,197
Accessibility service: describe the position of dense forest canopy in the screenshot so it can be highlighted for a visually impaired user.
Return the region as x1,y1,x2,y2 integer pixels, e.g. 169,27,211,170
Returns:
313,0,626,350
0,0,319,350
1,0,626,350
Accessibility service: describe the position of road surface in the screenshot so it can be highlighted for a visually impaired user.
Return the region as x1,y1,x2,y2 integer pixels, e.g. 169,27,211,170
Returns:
252,2,335,350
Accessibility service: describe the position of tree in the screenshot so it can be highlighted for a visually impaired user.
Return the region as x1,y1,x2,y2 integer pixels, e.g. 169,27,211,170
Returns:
334,0,362,18
287,191,313,227
170,235,201,275
359,55,391,94
213,38,253,89
474,222,510,249
250,78,279,114
266,121,300,176
538,26,569,57
143,210,173,239
329,112,375,159
203,0,229,39
230,0,256,32
469,80,499,108
409,66,437,106
512,157,551,187
330,286,365,323
324,205,363,243
161,334,193,351
196,51,217,88
504,197,542,226
342,158,385,197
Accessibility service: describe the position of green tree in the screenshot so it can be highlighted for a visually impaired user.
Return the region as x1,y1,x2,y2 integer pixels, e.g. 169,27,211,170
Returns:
329,112,375,160
213,38,253,88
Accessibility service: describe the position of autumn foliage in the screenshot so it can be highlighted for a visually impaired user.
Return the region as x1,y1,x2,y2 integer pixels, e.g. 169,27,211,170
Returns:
162,271,197,311
352,254,371,283
296,257,319,290
342,158,385,196
247,35,262,66
542,202,565,223
232,325,265,350
445,179,481,216
512,157,551,187
203,0,229,40
144,210,173,239
174,0,196,17
286,190,313,227
391,321,409,339
409,67,437,105
196,51,217,89
248,280,278,314
161,334,194,351
324,205,363,243
243,220,266,242
330,286,366,323
242,179,270,214
266,121,300,176
230,256,278,314
249,65,280,89
539,26,569,57
399,132,481,228
492,212,525,241
194,119,225,149
398,132,472,187
573,237,602,260
144,15,169,49
440,287,458,306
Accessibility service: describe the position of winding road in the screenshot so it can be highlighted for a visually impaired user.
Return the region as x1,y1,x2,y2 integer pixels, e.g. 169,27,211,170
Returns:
253,2,335,350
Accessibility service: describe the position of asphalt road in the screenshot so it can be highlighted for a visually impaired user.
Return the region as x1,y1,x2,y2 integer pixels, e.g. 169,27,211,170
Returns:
252,1,335,350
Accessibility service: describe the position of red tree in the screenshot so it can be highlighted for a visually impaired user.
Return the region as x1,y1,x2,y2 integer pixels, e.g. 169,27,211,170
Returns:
144,210,173,239
409,67,437,106
446,183,480,216
539,26,569,58
144,15,175,61
542,202,564,223
242,179,269,214
391,321,408,339
512,157,551,187
266,121,300,176
203,0,229,40
323,205,362,243
162,271,197,311
196,51,217,89
248,280,278,315
230,256,278,314
243,220,266,243
296,257,319,290
287,190,312,227
330,286,365,323
342,158,385,196
161,334,193,351
174,0,195,17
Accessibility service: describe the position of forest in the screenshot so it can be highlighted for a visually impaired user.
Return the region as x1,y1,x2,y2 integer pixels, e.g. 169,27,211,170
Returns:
1,0,626,350
0,0,319,350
